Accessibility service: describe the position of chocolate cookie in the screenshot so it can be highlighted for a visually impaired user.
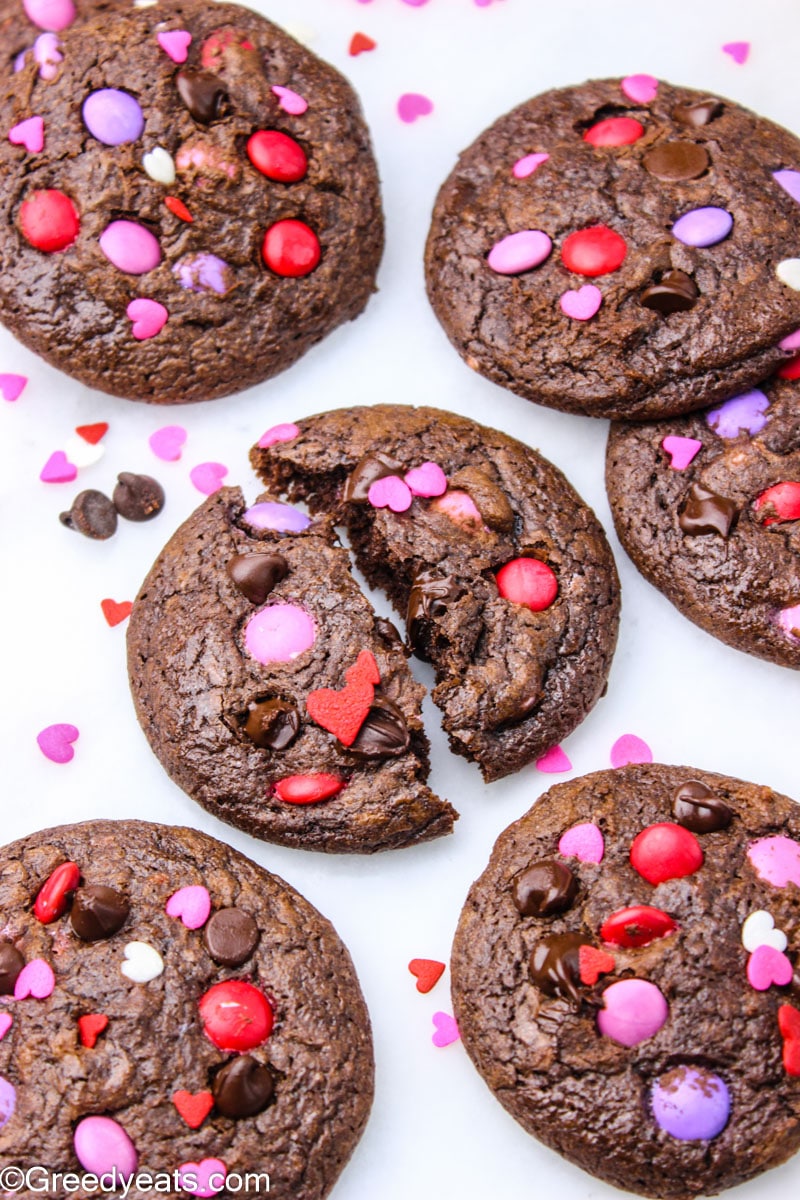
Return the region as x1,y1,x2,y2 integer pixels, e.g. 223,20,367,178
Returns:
127,486,457,853
0,0,383,402
0,819,373,1197
607,374,800,668
425,78,800,420
250,405,620,781
452,763,800,1198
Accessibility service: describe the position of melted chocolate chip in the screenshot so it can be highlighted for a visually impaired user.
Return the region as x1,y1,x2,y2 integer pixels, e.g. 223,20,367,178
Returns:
672,780,733,833
70,886,129,942
0,944,25,995
643,142,709,182
513,860,578,918
640,270,699,315
679,484,739,538
204,907,260,967
343,454,403,503
406,570,463,653
374,617,407,652
213,1055,274,1118
447,466,514,532
243,699,300,750
176,71,228,123
529,932,587,1002
673,99,723,127
59,490,117,540
347,694,410,759
113,473,165,522
227,553,289,606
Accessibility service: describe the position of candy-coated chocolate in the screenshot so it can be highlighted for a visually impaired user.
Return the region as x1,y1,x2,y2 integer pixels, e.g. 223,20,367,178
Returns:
273,774,346,804
82,89,144,146
597,978,668,1045
651,1067,730,1139
561,225,626,277
33,860,80,922
754,481,800,525
584,116,644,146
496,557,558,611
19,189,79,252
630,823,703,884
198,980,274,1052
600,905,677,947
247,130,308,182
262,219,321,277
73,1116,138,1178
244,604,316,664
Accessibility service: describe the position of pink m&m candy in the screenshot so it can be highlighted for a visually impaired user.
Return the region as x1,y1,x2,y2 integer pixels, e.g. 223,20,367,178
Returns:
597,978,668,1046
496,557,558,612
99,221,161,274
244,604,316,664
23,0,75,31
83,89,144,146
74,1116,138,1179
487,230,552,275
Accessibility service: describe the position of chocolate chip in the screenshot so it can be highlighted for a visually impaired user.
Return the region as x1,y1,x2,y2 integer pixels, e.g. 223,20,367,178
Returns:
512,860,578,917
643,142,709,182
640,270,699,315
227,553,288,606
406,570,463,654
59,490,117,540
673,781,733,833
112,473,165,522
212,1055,274,1118
347,694,410,759
447,466,514,532
679,484,739,537
0,944,25,995
176,71,228,123
673,99,723,127
374,617,407,652
243,699,299,750
343,454,403,503
70,885,129,942
529,932,587,1002
204,908,260,967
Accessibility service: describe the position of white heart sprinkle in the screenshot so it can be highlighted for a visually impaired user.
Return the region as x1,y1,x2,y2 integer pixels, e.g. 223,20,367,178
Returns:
742,909,788,953
63,435,105,469
142,147,176,186
776,258,800,291
121,941,164,983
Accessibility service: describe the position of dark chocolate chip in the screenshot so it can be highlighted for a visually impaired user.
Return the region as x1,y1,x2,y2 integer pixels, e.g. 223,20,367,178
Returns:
512,860,578,918
673,99,723,127
59,490,117,540
529,932,587,1002
243,699,299,750
343,454,403,503
347,694,410,759
406,570,463,653
640,270,699,315
113,473,165,522
679,484,739,537
0,944,25,995
374,617,407,652
672,780,733,833
213,1055,274,1118
204,907,260,967
227,553,289,606
643,142,709,182
176,71,228,123
70,885,129,942
447,466,514,532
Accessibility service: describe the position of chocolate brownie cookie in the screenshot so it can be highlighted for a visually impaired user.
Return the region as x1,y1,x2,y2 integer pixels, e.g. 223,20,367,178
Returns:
127,486,456,853
452,764,800,1198
607,374,800,668
425,78,800,421
0,819,373,1198
250,406,620,781
0,0,383,403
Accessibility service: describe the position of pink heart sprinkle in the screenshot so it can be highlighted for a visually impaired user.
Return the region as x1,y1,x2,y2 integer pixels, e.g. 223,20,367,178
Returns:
747,944,793,991
14,959,55,1000
368,475,413,513
400,0,430,6
512,152,549,179
610,733,653,769
149,424,187,462
778,604,800,639
560,285,602,321
404,461,447,497
176,1159,227,1198
748,836,800,888
780,328,800,352
0,374,28,402
432,1012,460,1048
37,723,79,763
662,436,703,470
722,41,750,65
558,822,604,864
127,298,168,341
536,745,572,773
8,115,44,154
620,74,659,103
397,93,434,124
157,29,192,63
40,450,77,484
258,422,300,448
0,1015,12,1040
165,885,211,930
190,462,228,495
272,85,307,115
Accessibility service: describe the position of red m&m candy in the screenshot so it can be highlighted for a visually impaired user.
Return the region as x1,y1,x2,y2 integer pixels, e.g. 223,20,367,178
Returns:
20,189,80,252
34,861,81,923
561,225,627,277
198,980,274,1052
778,356,800,381
584,117,644,147
247,131,308,183
600,905,677,948
496,558,558,612
262,219,321,277
754,481,800,525
273,774,345,805
630,823,703,885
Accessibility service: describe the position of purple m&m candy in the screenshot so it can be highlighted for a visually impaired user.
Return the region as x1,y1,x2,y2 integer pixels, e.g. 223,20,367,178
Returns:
706,389,769,438
244,604,316,664
99,221,161,275
0,1077,16,1129
83,89,144,146
672,207,733,248
774,169,800,205
73,1115,138,1178
173,253,234,296
243,502,311,534
651,1066,730,1140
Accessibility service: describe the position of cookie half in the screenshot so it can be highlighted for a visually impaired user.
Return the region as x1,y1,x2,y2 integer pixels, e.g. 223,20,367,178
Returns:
0,0,383,402
250,405,620,781
607,374,800,668
425,78,800,420
127,486,457,853
0,819,373,1197
452,763,800,1198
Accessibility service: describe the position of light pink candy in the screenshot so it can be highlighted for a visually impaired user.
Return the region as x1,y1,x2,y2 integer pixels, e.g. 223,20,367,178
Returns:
778,604,800,639
560,285,602,321
157,30,191,63
39,451,77,483
8,116,44,154
272,85,307,115
14,959,55,1000
610,733,653,768
100,221,161,275
368,476,413,513
430,490,482,526
176,1159,227,1198
23,0,74,31
536,745,572,773
559,822,604,864
512,152,549,179
244,604,316,664
621,74,659,103
722,41,750,65
662,436,702,470
404,462,447,497
779,328,800,352
166,886,211,930
149,425,186,462
74,1116,138,1178
747,944,793,991
598,979,668,1046
488,230,552,275
258,422,300,448
747,836,800,888
190,462,228,495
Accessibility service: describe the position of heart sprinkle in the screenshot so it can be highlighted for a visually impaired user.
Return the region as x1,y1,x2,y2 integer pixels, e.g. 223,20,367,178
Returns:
368,475,413,512
127,298,168,341
149,424,187,462
662,436,702,470
306,650,380,745
121,942,164,983
535,745,572,773
101,599,133,627
747,943,793,991
190,462,228,495
722,41,750,65
742,910,787,952
14,959,55,1000
578,945,615,985
78,1014,109,1048
40,450,77,484
559,285,602,321
272,85,307,115
558,822,604,864
172,1090,214,1130
8,115,45,154
257,422,300,448
610,733,653,768
349,32,376,55
431,1012,460,1048
0,374,27,402
157,29,192,62
620,74,658,103
397,93,434,124
408,959,445,994
37,723,79,764
176,1159,227,1198
512,152,549,179
166,885,211,930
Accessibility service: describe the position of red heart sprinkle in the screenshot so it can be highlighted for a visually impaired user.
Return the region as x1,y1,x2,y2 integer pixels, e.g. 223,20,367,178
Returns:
306,651,380,745
408,959,445,994
578,945,615,985
349,32,376,56
778,1005,800,1076
165,195,193,223
630,823,703,885
101,599,133,628
75,422,109,445
345,650,381,690
600,905,678,948
273,774,346,805
173,1089,214,1129
34,861,81,923
78,1013,109,1049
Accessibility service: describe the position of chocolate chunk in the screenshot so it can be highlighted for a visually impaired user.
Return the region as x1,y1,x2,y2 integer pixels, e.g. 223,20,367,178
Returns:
59,490,117,540
529,932,586,1002
204,907,260,967
0,943,25,995
447,466,514,532
243,699,300,750
227,554,289,606
679,484,738,537
347,694,410,759
113,473,165,522
512,860,578,917
176,70,228,123
373,617,406,652
406,570,463,653
70,885,129,942
640,270,699,315
343,454,403,503
212,1054,274,1118
643,142,709,182
673,98,723,127
673,781,733,833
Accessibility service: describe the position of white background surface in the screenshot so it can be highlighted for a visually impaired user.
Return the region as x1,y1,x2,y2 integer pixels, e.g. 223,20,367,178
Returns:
1,1,800,1197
